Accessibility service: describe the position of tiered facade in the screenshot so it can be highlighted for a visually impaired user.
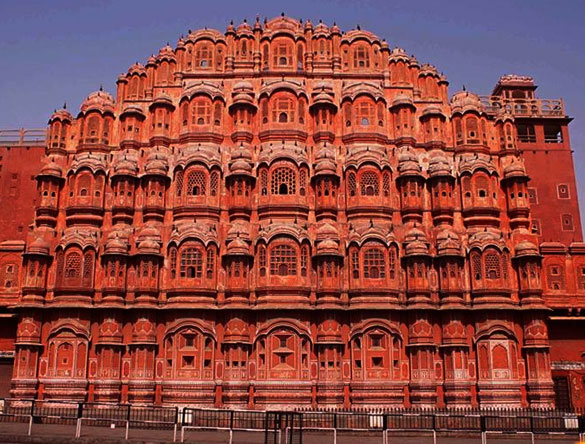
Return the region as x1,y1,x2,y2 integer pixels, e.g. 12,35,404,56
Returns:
2,15,584,408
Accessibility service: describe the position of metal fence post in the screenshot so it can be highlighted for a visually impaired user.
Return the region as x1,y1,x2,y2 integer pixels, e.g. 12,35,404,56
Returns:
173,407,178,442
125,404,131,440
27,399,35,436
75,402,83,438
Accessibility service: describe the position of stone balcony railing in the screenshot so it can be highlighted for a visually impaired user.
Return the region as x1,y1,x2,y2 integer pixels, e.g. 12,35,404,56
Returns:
0,128,47,146
479,97,566,118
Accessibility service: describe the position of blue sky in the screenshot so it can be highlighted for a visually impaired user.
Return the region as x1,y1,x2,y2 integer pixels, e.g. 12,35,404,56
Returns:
1,0,584,226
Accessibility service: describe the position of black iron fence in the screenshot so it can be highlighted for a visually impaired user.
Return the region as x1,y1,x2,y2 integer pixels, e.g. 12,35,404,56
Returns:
0,399,584,443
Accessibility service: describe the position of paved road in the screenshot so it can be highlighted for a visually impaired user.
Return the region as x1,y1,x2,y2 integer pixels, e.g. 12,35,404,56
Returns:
0,422,580,443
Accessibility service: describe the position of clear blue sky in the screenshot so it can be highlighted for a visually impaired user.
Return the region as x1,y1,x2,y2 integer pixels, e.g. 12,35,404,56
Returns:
1,0,584,225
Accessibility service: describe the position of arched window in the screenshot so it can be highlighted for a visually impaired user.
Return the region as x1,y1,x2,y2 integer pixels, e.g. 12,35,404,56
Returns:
353,45,370,68
355,101,374,126
360,171,379,196
129,76,139,98
260,169,268,195
82,251,94,286
348,172,357,196
259,245,267,277
364,247,385,279
213,102,222,125
261,100,269,124
192,100,211,125
170,247,177,279
270,244,297,276
206,247,215,279
471,251,482,280
465,116,479,143
344,103,352,127
271,166,296,195
64,252,81,280
209,171,219,197
300,245,309,277
180,247,202,278
187,170,206,196
77,174,92,197
175,170,184,197
195,44,212,68
388,246,397,279
273,42,292,66
181,102,189,126
272,97,295,123
383,172,390,197
86,115,99,142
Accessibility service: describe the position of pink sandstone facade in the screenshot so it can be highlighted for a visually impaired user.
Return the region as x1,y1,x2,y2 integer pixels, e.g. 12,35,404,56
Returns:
0,15,584,409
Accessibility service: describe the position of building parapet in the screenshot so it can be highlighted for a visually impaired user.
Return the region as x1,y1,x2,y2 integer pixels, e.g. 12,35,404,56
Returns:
0,128,47,147
479,96,566,118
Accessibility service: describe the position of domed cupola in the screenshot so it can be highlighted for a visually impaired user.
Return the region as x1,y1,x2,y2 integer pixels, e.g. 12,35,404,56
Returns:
78,89,115,151
314,222,343,304
229,81,256,143
512,240,543,305
501,158,530,230
48,106,73,152
390,92,416,143
35,158,65,228
313,146,339,219
420,105,447,148
450,91,488,151
132,224,163,305
100,230,130,304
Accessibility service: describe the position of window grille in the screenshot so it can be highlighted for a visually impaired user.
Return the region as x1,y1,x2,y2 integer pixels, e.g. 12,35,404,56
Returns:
364,248,385,279
213,103,222,125
77,175,91,197
271,167,296,195
272,97,294,123
344,103,352,127
82,252,93,286
383,172,390,197
187,170,206,196
348,172,357,196
270,244,297,276
0,263,17,288
64,252,81,280
388,247,396,279
299,168,307,196
259,245,266,276
260,169,268,195
192,101,210,125
175,170,184,196
353,46,370,68
210,171,219,196
300,245,308,276
206,248,215,279
170,248,177,279
356,102,373,126
471,251,482,280
273,43,292,66
484,252,501,280
351,250,359,279
361,171,379,196
181,248,202,278
195,44,212,67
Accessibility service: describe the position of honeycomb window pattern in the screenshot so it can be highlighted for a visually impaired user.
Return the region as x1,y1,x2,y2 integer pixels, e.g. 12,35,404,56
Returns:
271,167,296,195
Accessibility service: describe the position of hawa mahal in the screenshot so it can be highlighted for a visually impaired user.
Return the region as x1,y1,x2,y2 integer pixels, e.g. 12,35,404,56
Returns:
0,15,584,409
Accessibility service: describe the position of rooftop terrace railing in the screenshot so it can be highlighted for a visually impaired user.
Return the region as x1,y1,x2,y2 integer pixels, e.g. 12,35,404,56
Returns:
0,128,47,146
479,96,566,118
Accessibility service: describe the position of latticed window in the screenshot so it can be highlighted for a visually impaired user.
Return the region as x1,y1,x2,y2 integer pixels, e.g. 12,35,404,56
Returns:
471,251,482,280
484,252,501,280
187,170,206,196
360,171,379,196
299,168,307,196
175,170,184,197
213,103,222,125
298,100,305,124
353,46,370,68
377,102,385,126
352,250,359,279
272,97,295,123
261,101,269,123
170,248,177,279
271,167,296,195
195,44,212,68
206,248,215,279
388,247,397,279
180,248,202,278
364,248,385,279
83,252,93,286
260,169,268,195
64,252,81,280
273,43,292,66
0,263,18,288
344,103,352,127
270,244,297,276
502,252,509,281
259,245,267,277
192,101,211,125
181,103,189,125
348,172,357,196
383,172,390,197
300,245,309,277
356,102,374,126
210,171,219,197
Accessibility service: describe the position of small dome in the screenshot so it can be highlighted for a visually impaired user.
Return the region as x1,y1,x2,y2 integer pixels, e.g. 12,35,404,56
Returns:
137,238,161,255
233,80,253,91
228,146,254,177
397,150,422,177
436,230,462,256
150,93,174,109
80,90,115,115
428,154,453,178
316,238,341,256
26,237,51,256
38,160,64,179
225,237,251,256
389,47,410,62
390,93,415,109
404,227,429,256
143,153,169,177
514,241,539,258
503,161,528,180
450,91,484,115
120,104,146,118
316,222,338,239
128,62,146,76
104,234,129,256
49,108,73,123
112,156,138,178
